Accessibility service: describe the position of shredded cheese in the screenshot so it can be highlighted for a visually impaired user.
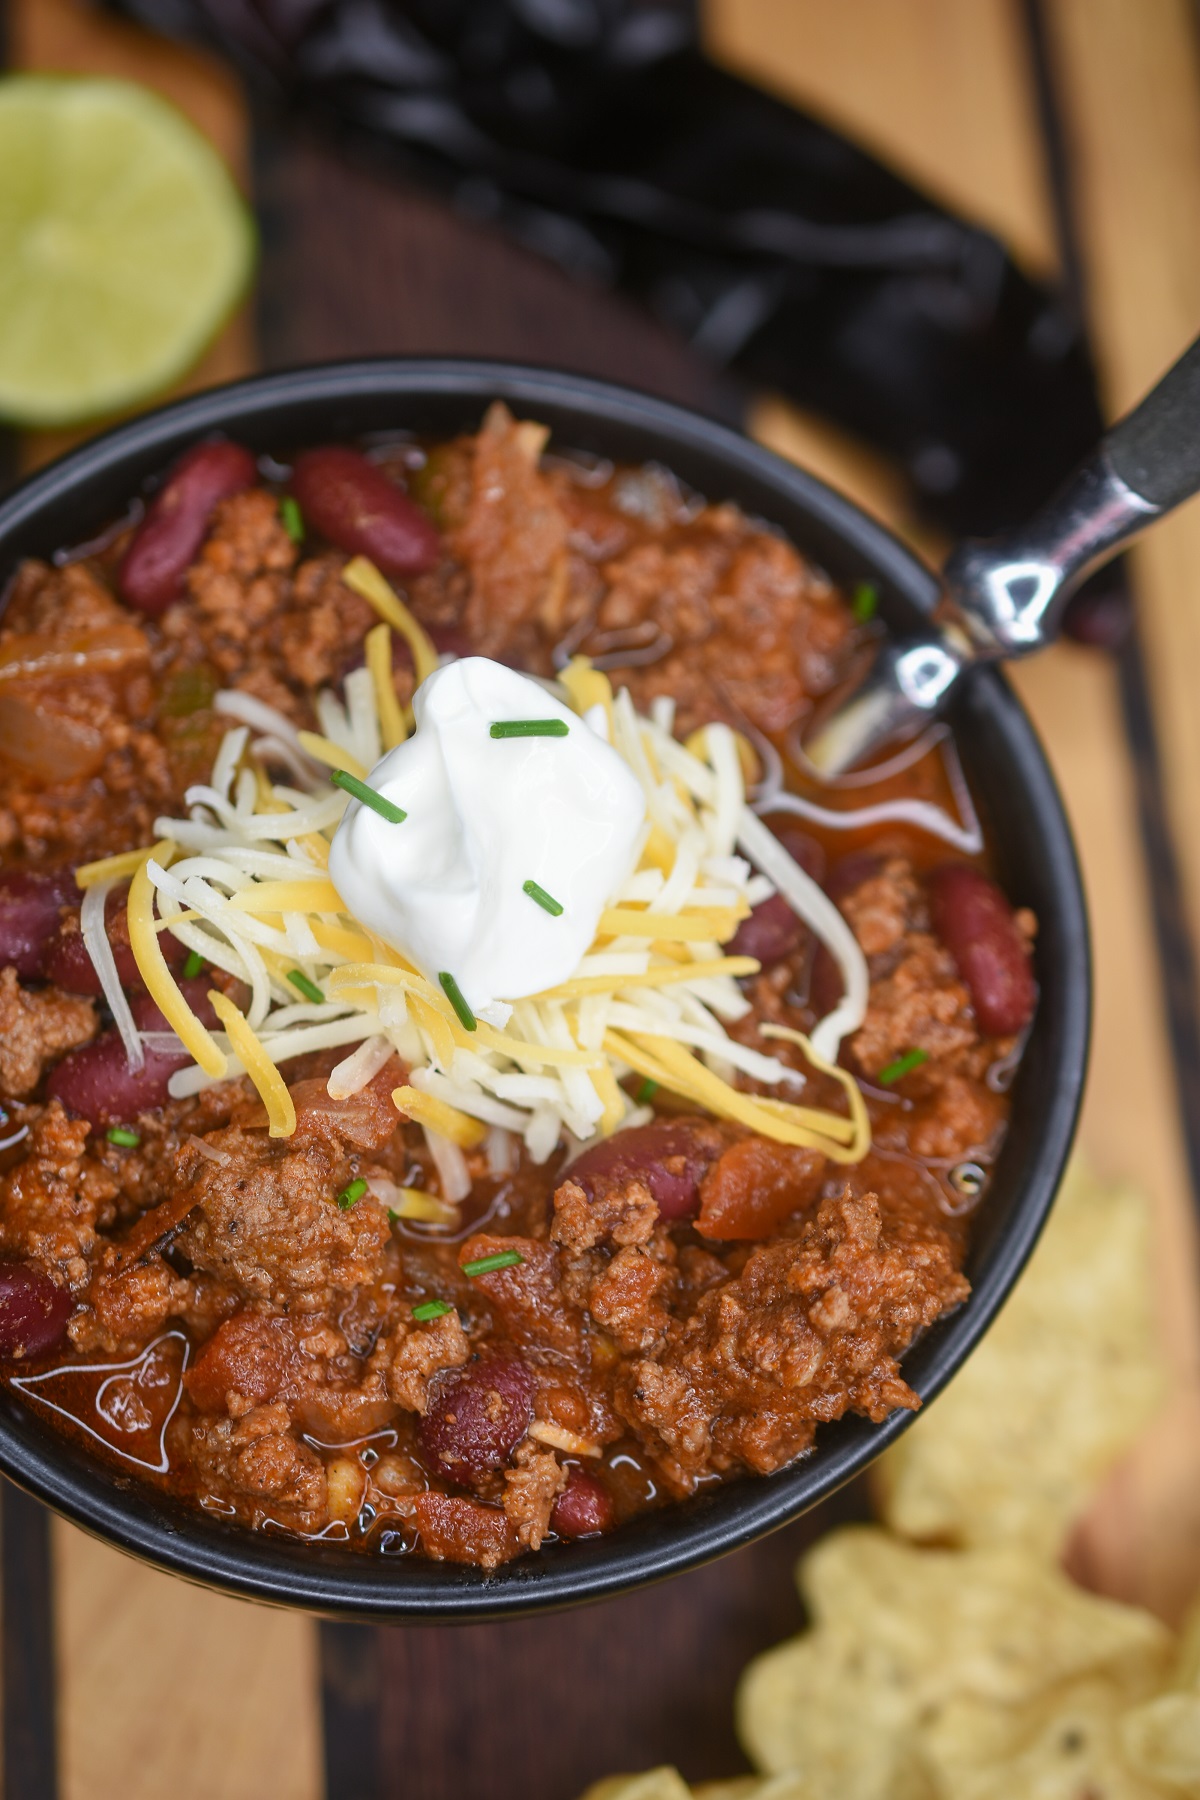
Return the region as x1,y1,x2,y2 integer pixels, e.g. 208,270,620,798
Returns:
127,846,227,1080
393,1084,488,1149
76,846,155,889
208,988,296,1138
342,557,439,687
365,622,407,751
122,637,870,1164
296,731,367,781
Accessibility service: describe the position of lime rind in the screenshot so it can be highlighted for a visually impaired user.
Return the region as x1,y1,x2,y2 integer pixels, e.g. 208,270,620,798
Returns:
0,74,256,427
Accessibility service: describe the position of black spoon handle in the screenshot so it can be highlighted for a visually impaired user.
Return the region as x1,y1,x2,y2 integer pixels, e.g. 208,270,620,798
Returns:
1106,333,1200,511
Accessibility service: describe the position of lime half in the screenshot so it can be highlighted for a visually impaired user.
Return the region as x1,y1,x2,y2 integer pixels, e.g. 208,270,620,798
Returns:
0,75,255,427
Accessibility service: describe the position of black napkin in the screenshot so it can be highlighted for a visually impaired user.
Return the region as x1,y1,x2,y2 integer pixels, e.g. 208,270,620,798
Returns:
106,0,1104,543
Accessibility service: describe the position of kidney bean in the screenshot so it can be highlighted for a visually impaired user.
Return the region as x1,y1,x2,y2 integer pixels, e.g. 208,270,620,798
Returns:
824,851,883,901
119,438,258,616
46,1032,186,1126
43,887,187,996
551,1467,615,1539
729,893,806,965
0,1264,72,1359
762,818,825,884
568,1119,723,1222
290,446,440,576
46,982,220,1126
928,864,1036,1037
418,1355,535,1483
0,868,77,979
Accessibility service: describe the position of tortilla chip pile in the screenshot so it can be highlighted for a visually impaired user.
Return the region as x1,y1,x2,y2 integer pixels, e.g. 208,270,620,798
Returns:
581,1164,1200,1799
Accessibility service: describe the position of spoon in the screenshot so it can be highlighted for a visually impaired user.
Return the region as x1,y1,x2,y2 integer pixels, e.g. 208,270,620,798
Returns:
804,332,1200,776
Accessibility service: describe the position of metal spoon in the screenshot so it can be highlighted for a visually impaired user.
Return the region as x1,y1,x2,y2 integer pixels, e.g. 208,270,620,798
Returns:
804,332,1200,776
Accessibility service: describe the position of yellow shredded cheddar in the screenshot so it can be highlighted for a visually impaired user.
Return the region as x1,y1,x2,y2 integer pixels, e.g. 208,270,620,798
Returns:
392,1085,487,1149
560,655,614,734
535,955,759,1001
407,991,458,1070
296,731,367,781
390,1187,460,1224
127,846,227,1081
365,621,407,751
76,846,154,889
228,878,344,916
758,1024,871,1160
597,906,745,943
603,1029,868,1161
308,920,385,964
342,557,439,687
590,1059,625,1136
207,989,296,1138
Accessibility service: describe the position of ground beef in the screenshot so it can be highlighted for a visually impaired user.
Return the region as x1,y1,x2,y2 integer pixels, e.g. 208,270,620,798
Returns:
0,970,96,1098
502,1438,567,1550
379,1310,471,1412
450,403,571,661
183,1401,328,1531
0,1102,117,1291
175,1125,393,1307
615,1187,969,1494
842,859,980,1078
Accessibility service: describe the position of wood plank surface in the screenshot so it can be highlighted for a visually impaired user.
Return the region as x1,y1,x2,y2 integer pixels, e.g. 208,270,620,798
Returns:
6,0,1200,1791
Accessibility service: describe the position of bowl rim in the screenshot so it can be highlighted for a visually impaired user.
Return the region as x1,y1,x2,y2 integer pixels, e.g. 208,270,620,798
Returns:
0,356,1090,1619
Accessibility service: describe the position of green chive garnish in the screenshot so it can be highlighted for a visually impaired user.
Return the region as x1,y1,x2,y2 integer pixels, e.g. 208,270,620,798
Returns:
182,950,206,980
489,719,569,739
439,972,476,1032
106,1126,140,1148
287,969,325,1004
337,1177,368,1210
387,1208,401,1225
412,1300,453,1323
852,580,879,623
331,769,407,823
280,496,305,544
636,1078,659,1104
462,1249,525,1278
878,1047,929,1086
522,879,563,917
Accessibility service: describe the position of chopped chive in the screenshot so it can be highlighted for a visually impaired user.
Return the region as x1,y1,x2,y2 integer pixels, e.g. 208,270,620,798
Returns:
182,949,206,980
489,718,569,739
106,1126,140,1148
522,878,563,917
287,968,325,1004
439,971,476,1032
387,1208,401,1225
878,1047,929,1087
331,768,407,823
412,1299,453,1323
337,1177,369,1210
636,1078,659,1105
462,1249,525,1278
280,495,305,544
852,580,879,623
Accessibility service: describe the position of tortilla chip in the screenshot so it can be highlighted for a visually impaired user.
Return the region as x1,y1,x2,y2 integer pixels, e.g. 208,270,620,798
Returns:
927,1676,1173,1798
1120,1691,1200,1788
737,1528,1171,1792
874,1161,1167,1557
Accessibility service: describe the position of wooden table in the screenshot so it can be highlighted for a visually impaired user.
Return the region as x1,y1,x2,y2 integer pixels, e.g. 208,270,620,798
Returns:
5,1,1200,1794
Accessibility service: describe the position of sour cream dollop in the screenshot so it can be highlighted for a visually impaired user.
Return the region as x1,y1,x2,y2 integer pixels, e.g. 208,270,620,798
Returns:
328,657,646,1019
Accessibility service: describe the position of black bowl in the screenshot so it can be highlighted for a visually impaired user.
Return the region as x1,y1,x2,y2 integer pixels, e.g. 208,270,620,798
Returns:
0,360,1089,1619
